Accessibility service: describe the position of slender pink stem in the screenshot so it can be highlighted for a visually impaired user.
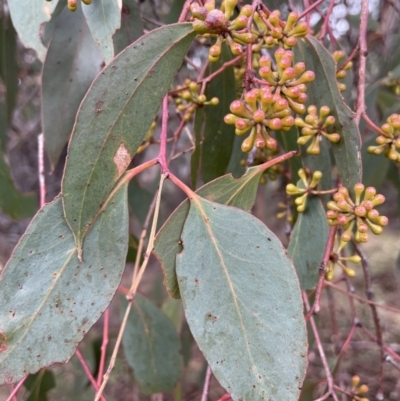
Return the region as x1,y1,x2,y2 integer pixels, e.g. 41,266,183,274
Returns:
355,0,369,125
37,133,46,208
216,394,232,401
6,376,27,401
298,0,325,20
178,0,193,22
76,349,107,401
158,95,169,173
97,308,110,386
319,0,335,40
200,365,213,401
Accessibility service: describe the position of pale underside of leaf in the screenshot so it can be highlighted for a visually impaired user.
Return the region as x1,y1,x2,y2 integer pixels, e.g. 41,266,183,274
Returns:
42,5,103,168
176,198,307,401
0,184,128,384
61,23,195,253
82,0,121,64
8,0,59,61
154,165,266,299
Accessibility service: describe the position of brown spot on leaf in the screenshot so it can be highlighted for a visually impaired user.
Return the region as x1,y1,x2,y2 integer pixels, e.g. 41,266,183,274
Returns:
113,142,131,178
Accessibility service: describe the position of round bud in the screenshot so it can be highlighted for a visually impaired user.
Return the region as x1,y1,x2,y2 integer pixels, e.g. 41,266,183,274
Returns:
205,9,227,31
224,114,237,125
326,210,338,219
241,136,254,152
336,70,346,79
341,231,352,242
209,44,221,57
229,41,243,56
68,0,77,11
357,222,368,233
209,97,219,105
284,36,297,47
235,118,250,130
377,216,389,226
348,255,362,264
197,94,207,104
337,214,348,225
253,110,265,123
189,82,198,92
268,118,282,130
82,0,92,4
240,5,253,17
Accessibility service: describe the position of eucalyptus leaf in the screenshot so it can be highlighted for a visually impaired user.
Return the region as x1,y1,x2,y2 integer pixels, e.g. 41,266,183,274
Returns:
288,195,329,289
82,0,121,64
0,184,128,384
42,6,103,168
177,197,307,401
24,369,56,401
201,46,236,183
122,295,183,394
295,36,362,188
62,23,195,253
154,164,269,298
7,0,59,61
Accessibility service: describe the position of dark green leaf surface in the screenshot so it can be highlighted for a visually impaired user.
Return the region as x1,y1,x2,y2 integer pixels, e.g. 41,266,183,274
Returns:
154,164,267,298
177,197,307,401
128,178,154,224
113,0,144,55
24,370,56,401
8,0,59,61
295,36,362,188
122,295,183,394
0,184,128,384
62,24,195,252
42,6,103,168
201,46,236,183
0,15,18,124
0,151,37,219
81,0,121,64
288,195,329,289
191,107,205,188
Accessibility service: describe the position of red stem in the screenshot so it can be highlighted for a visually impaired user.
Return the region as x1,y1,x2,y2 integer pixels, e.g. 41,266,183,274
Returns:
97,308,110,386
158,95,169,173
298,0,325,21
6,376,27,401
76,349,107,401
37,133,46,208
319,0,335,40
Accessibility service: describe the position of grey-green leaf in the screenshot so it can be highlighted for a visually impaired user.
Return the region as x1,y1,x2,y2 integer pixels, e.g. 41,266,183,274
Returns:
201,46,236,183
0,184,128,384
295,36,362,188
0,151,37,219
7,0,59,61
176,197,307,401
288,195,329,289
62,23,195,253
42,6,103,168
122,295,183,394
154,164,267,299
113,0,144,55
81,0,121,64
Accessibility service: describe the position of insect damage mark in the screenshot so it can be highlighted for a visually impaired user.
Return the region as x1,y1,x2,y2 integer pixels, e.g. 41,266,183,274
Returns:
0,330,7,352
113,142,131,178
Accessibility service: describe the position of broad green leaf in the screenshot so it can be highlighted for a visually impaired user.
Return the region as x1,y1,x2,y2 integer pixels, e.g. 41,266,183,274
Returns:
42,6,103,169
128,177,154,225
154,163,270,299
62,24,195,253
191,106,205,188
122,295,183,394
201,46,236,183
0,184,128,384
113,0,144,55
41,0,66,47
0,151,37,219
24,369,56,401
82,0,121,64
295,36,362,188
162,297,183,330
8,0,59,61
226,134,246,178
277,127,302,184
0,101,7,151
176,197,307,401
0,15,18,124
164,0,186,24
287,195,329,289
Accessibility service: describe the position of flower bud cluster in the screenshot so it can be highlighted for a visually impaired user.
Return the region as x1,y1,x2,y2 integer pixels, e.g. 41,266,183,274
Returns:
252,10,308,50
295,105,340,154
174,80,219,121
286,168,322,212
258,49,315,114
367,113,400,162
332,51,353,92
325,240,361,281
350,375,369,401
191,0,255,62
327,184,388,243
224,87,294,152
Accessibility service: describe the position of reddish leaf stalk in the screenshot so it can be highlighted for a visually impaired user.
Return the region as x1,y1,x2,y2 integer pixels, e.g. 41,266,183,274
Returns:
200,365,213,401
76,349,107,401
319,0,335,40
6,376,27,401
97,308,110,386
158,95,169,173
306,226,337,320
363,112,387,136
355,0,369,125
298,0,325,20
178,0,194,23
